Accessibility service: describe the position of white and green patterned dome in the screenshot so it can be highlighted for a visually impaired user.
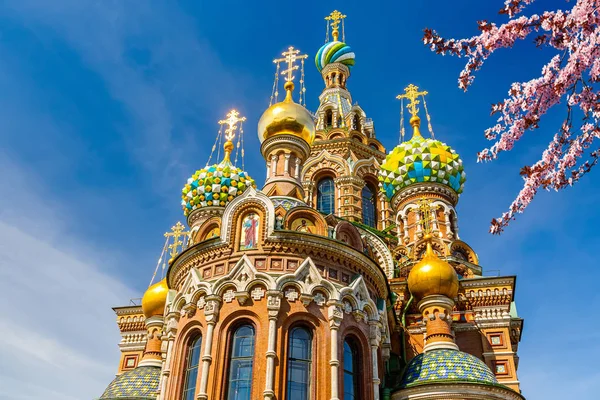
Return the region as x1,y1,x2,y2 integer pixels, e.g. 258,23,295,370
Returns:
379,127,465,201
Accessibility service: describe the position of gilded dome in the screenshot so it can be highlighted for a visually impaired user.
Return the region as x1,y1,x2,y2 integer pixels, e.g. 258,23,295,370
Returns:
407,239,458,300
315,40,355,72
257,82,316,145
181,160,255,216
379,118,465,202
141,279,168,318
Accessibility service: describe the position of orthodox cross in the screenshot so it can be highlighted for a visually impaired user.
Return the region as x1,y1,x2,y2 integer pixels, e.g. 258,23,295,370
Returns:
274,46,308,83
165,221,189,260
415,198,440,235
326,10,346,41
218,109,246,142
397,84,428,117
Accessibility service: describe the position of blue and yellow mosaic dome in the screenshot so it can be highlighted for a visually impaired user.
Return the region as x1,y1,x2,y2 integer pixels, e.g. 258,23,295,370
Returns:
315,41,355,72
379,134,465,201
181,160,255,216
99,366,160,399
400,349,497,388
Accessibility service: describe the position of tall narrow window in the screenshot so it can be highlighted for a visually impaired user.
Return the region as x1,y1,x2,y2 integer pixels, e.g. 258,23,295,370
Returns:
325,110,333,128
317,178,335,216
227,325,255,400
182,335,202,400
362,184,377,228
343,339,360,400
352,114,361,132
286,327,312,400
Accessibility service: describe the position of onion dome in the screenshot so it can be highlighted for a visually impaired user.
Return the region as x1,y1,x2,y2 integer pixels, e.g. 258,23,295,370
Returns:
315,41,355,72
258,81,316,145
99,366,160,399
407,235,458,300
400,349,498,389
379,116,465,202
141,278,168,319
181,159,255,216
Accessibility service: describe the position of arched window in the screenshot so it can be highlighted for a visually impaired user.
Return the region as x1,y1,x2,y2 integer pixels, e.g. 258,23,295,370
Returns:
362,184,377,228
324,110,333,128
227,325,255,400
286,327,313,400
343,339,360,400
317,178,335,216
182,335,202,400
352,114,361,132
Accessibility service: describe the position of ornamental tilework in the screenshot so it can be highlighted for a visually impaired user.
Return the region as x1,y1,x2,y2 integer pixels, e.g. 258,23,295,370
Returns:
315,41,355,72
400,349,497,388
99,366,160,399
379,135,466,200
181,160,255,216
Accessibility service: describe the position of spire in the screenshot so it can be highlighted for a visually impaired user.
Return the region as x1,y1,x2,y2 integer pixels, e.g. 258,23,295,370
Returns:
218,109,246,162
397,84,428,139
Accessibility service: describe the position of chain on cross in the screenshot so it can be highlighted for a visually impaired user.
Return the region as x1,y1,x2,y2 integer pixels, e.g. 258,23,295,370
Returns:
397,84,428,118
274,46,308,83
218,109,246,142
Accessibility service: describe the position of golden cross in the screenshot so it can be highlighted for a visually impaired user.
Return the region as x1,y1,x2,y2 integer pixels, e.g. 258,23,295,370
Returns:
218,109,246,142
415,198,440,235
397,84,428,118
326,10,346,41
274,46,308,83
164,221,189,259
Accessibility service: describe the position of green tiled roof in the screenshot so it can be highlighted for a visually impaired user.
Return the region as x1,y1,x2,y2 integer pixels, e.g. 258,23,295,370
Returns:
99,366,160,399
400,349,497,388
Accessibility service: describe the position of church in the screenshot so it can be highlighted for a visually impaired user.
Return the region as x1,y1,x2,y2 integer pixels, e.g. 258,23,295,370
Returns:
97,10,525,400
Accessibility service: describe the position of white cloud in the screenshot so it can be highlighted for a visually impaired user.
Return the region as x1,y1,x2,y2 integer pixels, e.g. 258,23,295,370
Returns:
0,156,137,400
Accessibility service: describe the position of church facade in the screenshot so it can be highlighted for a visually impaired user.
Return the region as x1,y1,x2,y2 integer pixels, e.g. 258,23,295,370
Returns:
98,11,525,400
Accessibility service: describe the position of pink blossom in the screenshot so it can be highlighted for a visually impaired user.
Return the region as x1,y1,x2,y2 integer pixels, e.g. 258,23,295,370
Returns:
424,0,600,233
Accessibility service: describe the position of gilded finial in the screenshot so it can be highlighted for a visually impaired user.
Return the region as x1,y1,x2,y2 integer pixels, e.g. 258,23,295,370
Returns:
273,46,308,103
397,84,429,138
218,109,246,161
326,10,347,42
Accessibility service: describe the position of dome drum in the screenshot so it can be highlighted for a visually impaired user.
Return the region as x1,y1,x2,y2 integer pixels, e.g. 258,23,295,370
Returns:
260,134,312,161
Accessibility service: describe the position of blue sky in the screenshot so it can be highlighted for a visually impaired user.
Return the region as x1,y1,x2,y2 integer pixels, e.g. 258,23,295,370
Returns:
0,1,597,399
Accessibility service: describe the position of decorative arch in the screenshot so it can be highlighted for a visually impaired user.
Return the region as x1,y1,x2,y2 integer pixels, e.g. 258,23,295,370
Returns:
366,138,385,152
339,275,379,321
302,150,349,180
221,187,275,247
361,232,395,279
213,255,276,302
414,237,448,259
284,207,328,236
276,257,340,302
335,221,364,252
450,240,479,265
194,216,221,243
328,131,345,140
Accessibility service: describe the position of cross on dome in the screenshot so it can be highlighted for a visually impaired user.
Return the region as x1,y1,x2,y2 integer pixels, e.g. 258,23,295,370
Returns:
218,109,246,142
325,10,347,41
274,46,308,84
397,84,428,118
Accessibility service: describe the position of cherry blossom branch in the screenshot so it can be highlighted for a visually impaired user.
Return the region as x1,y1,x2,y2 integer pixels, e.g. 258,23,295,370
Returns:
424,0,600,233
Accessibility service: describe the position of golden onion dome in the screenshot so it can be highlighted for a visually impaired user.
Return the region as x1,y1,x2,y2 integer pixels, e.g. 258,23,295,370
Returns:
407,236,459,300
257,81,316,145
141,278,168,318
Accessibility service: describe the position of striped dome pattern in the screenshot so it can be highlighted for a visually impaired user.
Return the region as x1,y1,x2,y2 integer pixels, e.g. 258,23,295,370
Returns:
182,161,255,216
315,41,355,72
99,366,160,399
379,135,465,201
400,349,497,388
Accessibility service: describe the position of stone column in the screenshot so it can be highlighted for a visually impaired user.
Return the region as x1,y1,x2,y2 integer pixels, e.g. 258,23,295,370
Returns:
328,302,344,400
197,296,221,400
284,153,291,176
157,312,179,400
401,216,409,240
270,154,278,177
369,321,382,400
264,291,282,399
444,211,452,238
